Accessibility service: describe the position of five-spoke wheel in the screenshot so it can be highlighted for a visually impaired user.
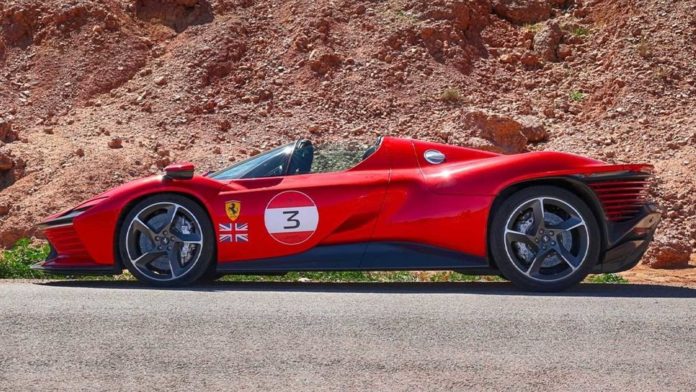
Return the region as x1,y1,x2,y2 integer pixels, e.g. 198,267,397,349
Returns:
490,186,600,291
119,194,214,286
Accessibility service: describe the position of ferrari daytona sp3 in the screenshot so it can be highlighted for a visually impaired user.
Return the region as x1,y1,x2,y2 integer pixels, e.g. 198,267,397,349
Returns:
35,137,660,291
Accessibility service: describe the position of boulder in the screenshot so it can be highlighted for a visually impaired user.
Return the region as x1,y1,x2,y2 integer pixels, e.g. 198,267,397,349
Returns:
0,118,18,143
0,152,13,171
557,44,572,61
533,21,563,62
646,241,692,269
492,0,554,24
518,115,549,142
108,137,123,149
520,51,541,67
462,110,527,153
308,49,342,75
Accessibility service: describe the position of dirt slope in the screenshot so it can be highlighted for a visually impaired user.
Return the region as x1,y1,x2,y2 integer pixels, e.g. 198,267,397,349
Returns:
0,0,694,268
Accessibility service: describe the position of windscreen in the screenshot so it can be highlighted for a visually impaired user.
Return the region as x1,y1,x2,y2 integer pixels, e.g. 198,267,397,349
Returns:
210,143,294,180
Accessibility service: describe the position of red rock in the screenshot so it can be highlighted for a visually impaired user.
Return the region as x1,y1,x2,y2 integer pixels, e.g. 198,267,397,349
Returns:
308,50,342,75
0,152,13,170
217,119,231,132
492,0,553,24
533,21,562,62
462,110,528,153
518,116,548,142
499,53,519,64
520,51,541,67
557,44,572,60
0,118,17,143
646,241,692,269
108,137,123,149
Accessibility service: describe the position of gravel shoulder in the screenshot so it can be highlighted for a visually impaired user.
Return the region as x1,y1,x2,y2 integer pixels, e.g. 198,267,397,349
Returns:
1,281,695,391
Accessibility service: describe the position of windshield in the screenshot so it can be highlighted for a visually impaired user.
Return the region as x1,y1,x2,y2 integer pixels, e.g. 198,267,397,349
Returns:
210,137,382,180
210,143,294,180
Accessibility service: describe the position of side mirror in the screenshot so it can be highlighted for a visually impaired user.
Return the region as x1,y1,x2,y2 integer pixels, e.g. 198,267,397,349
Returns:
164,162,195,180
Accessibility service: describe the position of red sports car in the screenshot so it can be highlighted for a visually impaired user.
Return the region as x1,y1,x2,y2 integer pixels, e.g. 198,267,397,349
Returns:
34,137,660,291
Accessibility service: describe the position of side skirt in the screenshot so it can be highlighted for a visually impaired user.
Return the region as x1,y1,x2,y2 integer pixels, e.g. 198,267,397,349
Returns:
31,262,120,275
216,242,491,274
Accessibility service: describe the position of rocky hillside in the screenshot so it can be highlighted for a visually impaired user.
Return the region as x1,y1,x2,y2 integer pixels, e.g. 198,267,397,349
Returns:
0,0,694,268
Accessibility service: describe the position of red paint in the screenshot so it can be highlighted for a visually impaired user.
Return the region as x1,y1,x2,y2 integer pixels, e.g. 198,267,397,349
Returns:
39,137,653,269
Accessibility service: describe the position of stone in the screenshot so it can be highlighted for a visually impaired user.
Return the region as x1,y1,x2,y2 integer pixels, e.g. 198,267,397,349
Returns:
646,241,692,269
499,53,519,64
108,137,123,149
492,0,554,25
533,21,562,61
557,44,572,61
462,110,527,153
217,119,231,132
518,115,548,142
0,118,17,142
308,49,342,75
0,152,13,170
520,51,541,67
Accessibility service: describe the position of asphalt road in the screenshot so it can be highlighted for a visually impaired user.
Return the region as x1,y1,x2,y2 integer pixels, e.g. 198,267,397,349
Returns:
1,281,695,391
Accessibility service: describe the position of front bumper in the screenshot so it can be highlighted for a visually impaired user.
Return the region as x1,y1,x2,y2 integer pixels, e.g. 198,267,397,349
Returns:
594,203,661,273
32,213,118,276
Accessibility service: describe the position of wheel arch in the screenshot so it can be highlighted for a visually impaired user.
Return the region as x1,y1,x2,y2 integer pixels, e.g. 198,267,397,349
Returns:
112,191,217,272
486,177,607,268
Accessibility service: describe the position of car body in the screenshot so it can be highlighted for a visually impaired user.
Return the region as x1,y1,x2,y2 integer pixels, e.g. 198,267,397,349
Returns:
34,136,660,290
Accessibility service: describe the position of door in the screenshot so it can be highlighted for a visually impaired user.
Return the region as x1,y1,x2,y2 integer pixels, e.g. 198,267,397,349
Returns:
214,169,389,263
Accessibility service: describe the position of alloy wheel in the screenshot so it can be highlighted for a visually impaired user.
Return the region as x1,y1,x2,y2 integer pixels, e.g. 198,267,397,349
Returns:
125,202,204,282
503,197,590,282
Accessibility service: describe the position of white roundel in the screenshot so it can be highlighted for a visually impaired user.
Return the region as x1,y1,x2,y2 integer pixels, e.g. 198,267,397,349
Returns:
264,191,319,245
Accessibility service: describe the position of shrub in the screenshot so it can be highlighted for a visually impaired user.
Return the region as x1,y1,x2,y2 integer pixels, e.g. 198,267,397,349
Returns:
586,273,628,284
0,239,50,279
523,23,542,33
637,37,652,58
572,26,590,37
393,9,418,24
569,90,585,102
219,271,501,283
440,87,462,103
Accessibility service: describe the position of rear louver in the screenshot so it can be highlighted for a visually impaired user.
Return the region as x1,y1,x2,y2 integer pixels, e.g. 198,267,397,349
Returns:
588,173,651,222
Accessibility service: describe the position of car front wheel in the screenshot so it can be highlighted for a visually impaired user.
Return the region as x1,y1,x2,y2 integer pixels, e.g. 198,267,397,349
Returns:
489,186,601,292
118,194,214,287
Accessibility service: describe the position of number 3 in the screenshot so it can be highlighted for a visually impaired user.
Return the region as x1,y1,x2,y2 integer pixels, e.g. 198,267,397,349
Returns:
283,210,300,229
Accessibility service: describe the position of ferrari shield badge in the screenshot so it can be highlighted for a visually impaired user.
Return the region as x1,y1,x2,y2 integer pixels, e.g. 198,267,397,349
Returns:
225,200,241,222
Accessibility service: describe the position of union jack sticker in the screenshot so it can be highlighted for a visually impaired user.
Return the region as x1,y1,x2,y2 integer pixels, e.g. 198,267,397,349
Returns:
218,222,249,243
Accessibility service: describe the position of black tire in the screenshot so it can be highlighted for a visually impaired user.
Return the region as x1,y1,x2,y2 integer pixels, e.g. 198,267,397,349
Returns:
118,193,215,287
489,186,601,292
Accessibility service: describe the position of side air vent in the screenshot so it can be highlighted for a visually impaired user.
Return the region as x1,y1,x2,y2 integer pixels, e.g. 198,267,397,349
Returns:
587,173,651,222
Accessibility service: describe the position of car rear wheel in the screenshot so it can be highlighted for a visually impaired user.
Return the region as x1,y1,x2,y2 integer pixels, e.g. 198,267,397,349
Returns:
489,186,601,292
118,194,214,287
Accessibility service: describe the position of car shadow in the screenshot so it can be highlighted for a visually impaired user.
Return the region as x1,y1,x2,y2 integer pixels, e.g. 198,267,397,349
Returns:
38,280,696,298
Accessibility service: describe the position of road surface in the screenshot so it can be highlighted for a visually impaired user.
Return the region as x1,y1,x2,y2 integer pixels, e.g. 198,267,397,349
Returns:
1,281,695,391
